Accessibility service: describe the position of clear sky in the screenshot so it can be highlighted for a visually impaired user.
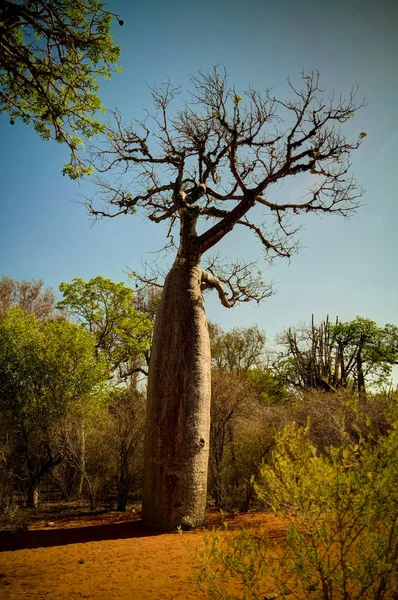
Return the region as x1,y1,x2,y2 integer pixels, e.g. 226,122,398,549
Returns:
1,0,397,354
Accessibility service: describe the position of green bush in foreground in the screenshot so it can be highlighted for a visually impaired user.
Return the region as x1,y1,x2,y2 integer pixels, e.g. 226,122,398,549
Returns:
195,420,398,599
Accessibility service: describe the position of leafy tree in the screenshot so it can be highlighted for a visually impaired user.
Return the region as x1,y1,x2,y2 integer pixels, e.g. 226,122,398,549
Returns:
0,0,121,178
331,316,398,400
0,275,57,320
87,68,364,530
245,368,286,405
276,315,398,400
209,323,286,404
0,307,107,507
59,276,153,381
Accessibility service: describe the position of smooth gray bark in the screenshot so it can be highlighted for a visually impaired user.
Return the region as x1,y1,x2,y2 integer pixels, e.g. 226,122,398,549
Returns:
142,256,211,530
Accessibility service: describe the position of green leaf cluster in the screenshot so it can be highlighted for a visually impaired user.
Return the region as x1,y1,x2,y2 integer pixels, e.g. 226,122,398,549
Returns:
195,419,398,599
245,368,286,405
58,276,153,378
0,0,121,177
0,307,108,428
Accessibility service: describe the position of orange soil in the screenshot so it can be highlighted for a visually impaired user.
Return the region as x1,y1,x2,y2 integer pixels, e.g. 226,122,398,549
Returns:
0,509,285,600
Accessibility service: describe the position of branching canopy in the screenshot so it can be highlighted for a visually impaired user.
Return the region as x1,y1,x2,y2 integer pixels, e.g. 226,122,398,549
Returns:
87,68,364,306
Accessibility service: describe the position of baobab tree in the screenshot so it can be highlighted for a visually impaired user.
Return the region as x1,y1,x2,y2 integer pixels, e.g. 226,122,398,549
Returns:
87,68,364,530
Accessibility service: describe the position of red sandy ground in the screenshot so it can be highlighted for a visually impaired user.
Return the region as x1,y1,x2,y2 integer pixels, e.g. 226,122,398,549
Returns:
0,508,286,599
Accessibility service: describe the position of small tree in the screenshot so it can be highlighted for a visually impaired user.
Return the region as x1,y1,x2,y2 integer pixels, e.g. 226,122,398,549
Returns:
331,317,398,401
107,387,146,510
51,396,106,508
210,324,266,374
59,276,153,382
87,68,364,529
0,308,107,507
208,324,284,508
276,315,339,391
276,315,398,399
245,368,286,405
209,370,254,507
0,0,121,177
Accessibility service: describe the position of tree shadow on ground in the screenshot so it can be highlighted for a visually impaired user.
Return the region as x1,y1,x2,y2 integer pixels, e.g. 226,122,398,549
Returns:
0,520,165,552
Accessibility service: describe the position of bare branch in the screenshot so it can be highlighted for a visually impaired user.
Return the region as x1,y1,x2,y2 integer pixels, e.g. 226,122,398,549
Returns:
201,270,232,308
203,255,274,307
86,67,365,301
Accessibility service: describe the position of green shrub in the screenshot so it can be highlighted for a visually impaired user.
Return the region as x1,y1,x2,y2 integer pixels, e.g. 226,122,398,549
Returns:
195,421,398,599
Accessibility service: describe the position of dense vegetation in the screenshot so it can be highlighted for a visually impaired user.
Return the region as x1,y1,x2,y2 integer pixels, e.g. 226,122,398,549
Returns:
195,419,398,600
0,275,152,520
1,275,397,529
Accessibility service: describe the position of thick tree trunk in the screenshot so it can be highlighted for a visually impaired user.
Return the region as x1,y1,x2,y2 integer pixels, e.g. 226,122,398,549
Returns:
27,478,40,509
142,257,211,530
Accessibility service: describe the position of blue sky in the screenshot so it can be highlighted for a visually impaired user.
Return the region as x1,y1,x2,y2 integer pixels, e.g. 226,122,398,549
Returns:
1,0,397,358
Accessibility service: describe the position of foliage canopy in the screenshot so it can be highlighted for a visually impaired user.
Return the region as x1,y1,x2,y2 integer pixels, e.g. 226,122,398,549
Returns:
59,276,153,380
0,307,107,426
0,0,121,178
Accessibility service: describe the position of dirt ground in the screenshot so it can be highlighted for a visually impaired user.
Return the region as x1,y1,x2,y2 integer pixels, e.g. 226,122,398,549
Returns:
0,508,285,599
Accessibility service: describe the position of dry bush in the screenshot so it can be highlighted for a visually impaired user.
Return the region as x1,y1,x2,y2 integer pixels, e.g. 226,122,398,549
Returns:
209,376,397,513
221,408,287,512
47,387,146,511
102,388,146,509
75,388,146,510
209,370,289,511
209,370,255,508
289,388,397,453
